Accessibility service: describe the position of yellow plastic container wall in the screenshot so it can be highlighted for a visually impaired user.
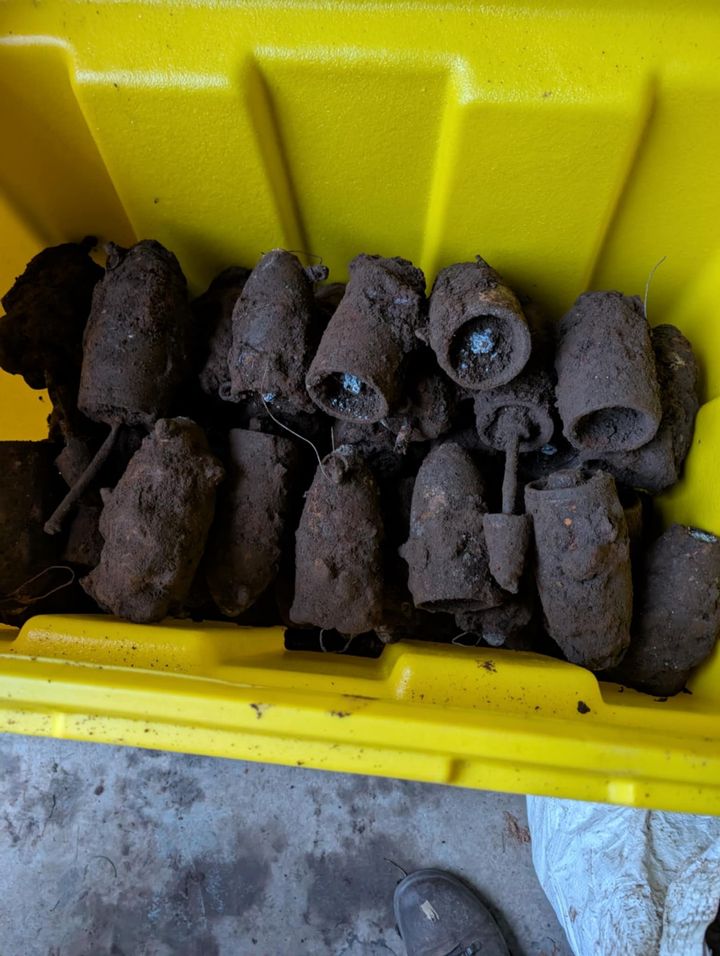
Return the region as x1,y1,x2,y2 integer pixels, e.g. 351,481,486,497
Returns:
2,1,720,814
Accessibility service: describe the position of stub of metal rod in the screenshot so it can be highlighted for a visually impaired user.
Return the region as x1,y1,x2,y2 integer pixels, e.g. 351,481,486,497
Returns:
525,469,632,670
43,422,122,536
502,431,520,516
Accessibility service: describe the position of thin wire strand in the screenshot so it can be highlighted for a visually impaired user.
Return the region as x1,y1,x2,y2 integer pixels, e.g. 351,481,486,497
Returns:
644,255,667,319
378,419,394,434
282,249,325,265
0,566,76,605
31,568,76,602
451,630,481,647
318,629,354,654
2,565,72,598
259,372,330,480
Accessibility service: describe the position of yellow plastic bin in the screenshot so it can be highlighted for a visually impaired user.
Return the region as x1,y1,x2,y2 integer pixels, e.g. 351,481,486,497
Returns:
2,0,720,814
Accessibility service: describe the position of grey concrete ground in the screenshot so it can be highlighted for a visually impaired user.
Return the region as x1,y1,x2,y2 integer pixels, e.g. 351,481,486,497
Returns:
0,735,570,956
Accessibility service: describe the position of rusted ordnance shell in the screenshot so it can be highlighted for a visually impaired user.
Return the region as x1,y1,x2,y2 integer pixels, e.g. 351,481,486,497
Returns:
82,419,224,623
427,258,531,391
79,240,192,427
555,291,661,453
609,524,720,696
290,447,384,635
204,429,299,617
525,469,632,670
0,441,64,624
193,266,251,398
473,365,555,454
589,324,699,492
228,249,327,413
0,238,102,390
306,255,426,423
399,442,503,613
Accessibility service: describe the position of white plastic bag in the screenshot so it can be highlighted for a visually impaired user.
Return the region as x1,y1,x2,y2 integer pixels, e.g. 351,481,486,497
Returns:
527,796,720,955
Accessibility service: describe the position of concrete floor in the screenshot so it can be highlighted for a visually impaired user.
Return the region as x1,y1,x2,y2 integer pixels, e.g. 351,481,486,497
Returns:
0,735,570,956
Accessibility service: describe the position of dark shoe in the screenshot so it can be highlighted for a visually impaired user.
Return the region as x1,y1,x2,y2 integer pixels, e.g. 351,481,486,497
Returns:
394,868,510,956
